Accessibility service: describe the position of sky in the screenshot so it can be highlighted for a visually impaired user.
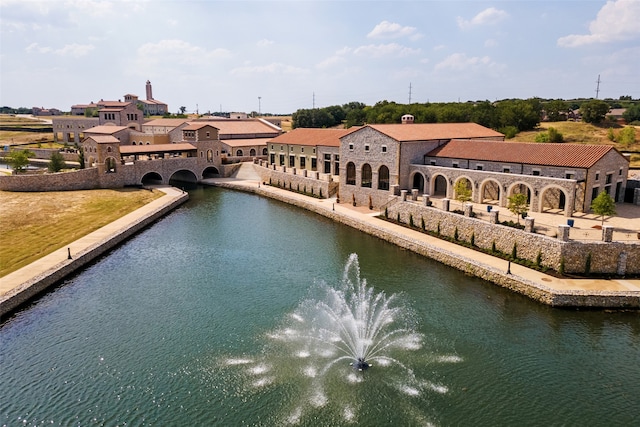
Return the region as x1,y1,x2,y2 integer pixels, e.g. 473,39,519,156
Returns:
1,0,639,115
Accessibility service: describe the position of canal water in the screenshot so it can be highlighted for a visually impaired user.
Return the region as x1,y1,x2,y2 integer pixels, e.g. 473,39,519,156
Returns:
1,187,639,426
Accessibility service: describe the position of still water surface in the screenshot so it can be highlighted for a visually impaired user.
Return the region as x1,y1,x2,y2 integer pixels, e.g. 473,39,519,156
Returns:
1,187,639,426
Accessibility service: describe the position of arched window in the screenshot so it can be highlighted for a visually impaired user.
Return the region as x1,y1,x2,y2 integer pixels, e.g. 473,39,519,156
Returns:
361,164,372,188
250,148,256,157
346,162,356,185
105,157,116,173
236,149,244,157
207,150,213,162
378,165,389,190
262,148,268,155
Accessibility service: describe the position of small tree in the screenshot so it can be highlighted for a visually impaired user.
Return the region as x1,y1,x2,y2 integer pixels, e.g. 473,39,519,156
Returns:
617,127,636,148
48,151,66,172
7,149,34,173
590,191,616,227
454,178,472,203
507,193,528,224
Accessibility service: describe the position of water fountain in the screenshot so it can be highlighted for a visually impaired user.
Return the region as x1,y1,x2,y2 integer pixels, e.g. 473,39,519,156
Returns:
222,254,458,424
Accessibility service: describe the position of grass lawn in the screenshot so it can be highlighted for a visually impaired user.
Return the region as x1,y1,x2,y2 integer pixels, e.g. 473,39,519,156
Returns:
0,188,163,277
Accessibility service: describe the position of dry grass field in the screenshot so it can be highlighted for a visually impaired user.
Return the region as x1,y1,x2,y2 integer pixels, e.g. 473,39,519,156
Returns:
0,188,162,277
0,114,55,146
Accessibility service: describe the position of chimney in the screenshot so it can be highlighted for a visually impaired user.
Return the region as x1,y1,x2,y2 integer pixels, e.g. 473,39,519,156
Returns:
401,114,414,124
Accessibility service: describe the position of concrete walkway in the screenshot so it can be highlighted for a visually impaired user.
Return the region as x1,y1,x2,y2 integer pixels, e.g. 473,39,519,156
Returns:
203,164,640,308
0,186,188,317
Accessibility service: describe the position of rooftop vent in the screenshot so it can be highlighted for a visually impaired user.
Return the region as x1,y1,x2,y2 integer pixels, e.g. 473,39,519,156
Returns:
401,114,414,124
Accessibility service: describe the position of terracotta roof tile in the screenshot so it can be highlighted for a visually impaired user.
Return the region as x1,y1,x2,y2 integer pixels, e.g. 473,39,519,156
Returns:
220,138,271,147
85,125,128,134
269,127,360,147
120,143,196,154
86,135,120,144
367,123,504,141
427,140,623,168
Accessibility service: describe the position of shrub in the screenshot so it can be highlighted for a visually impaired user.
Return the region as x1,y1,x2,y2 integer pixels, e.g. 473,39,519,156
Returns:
437,222,441,235
384,207,388,218
511,242,517,260
454,227,459,240
409,214,414,227
585,253,591,275
470,232,475,247
491,241,496,253
421,217,425,231
397,213,401,222
535,251,542,267
499,126,518,139
559,257,565,275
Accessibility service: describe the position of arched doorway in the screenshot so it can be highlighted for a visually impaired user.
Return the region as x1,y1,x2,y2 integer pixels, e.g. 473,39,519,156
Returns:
412,173,425,192
433,175,447,196
481,179,501,204
540,186,567,214
346,162,356,185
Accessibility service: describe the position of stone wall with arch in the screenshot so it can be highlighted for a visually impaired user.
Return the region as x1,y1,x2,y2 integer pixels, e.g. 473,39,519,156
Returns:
410,165,578,217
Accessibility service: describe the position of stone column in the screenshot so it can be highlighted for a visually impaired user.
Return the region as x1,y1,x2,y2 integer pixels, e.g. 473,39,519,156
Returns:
524,217,535,233
489,210,499,224
292,167,296,175
602,225,614,242
442,198,450,212
464,203,473,217
401,190,408,201
558,224,570,241
423,194,431,206
411,189,419,201
302,169,307,177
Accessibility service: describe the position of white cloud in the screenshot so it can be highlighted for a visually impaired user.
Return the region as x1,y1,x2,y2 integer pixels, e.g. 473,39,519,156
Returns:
230,62,309,75
558,0,640,47
434,53,503,72
367,20,419,39
26,42,94,57
257,39,274,47
457,7,508,30
353,43,421,58
136,39,230,67
316,55,346,69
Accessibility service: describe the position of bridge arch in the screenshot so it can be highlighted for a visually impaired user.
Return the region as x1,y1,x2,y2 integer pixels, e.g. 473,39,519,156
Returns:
141,171,163,186
169,169,198,188
202,166,220,179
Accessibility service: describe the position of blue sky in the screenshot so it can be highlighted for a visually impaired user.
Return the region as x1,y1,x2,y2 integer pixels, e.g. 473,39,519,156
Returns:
1,0,639,114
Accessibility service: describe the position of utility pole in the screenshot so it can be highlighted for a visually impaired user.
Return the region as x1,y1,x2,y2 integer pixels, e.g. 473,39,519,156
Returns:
595,74,601,99
258,96,261,116
408,82,412,104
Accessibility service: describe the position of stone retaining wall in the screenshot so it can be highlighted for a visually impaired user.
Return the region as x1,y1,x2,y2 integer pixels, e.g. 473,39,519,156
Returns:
0,168,100,191
0,191,189,317
255,161,338,198
387,199,640,275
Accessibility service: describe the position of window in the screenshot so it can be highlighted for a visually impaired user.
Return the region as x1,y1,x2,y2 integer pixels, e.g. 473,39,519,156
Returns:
206,131,210,138
591,187,599,202
270,153,275,164
365,144,370,152
349,143,354,150
452,162,459,168
236,149,243,156
324,160,331,174
311,158,317,170
503,167,510,173
301,147,304,153
289,155,295,167
334,154,339,161
532,170,540,176
262,148,267,155
606,173,613,184
595,172,600,181
300,157,306,168
619,168,623,176
324,153,331,160
279,154,284,165
378,165,389,190
346,162,356,185
290,147,294,152
250,148,256,157
361,164,372,187
382,145,387,153
430,160,436,166
334,162,340,176
476,165,483,171
566,173,575,179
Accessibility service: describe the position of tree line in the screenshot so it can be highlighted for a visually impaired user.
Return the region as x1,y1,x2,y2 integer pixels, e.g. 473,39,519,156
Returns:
292,97,640,136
